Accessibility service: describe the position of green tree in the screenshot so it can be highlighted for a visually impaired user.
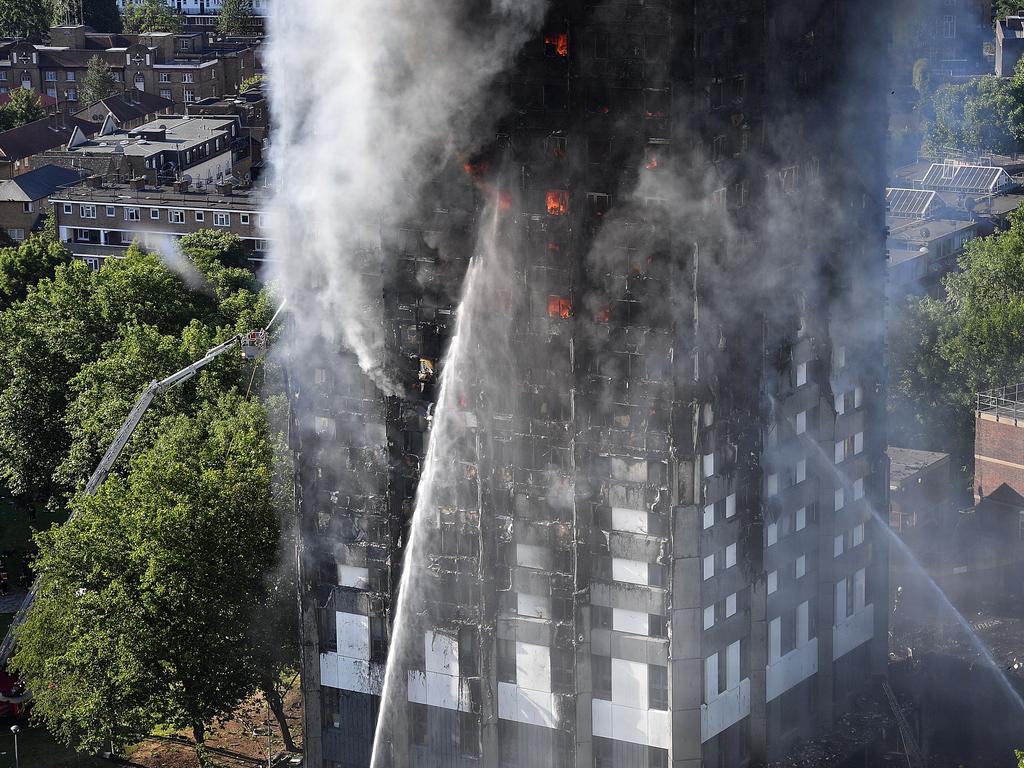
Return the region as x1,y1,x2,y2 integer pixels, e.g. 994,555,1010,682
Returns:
121,0,182,33
239,73,263,93
80,55,118,107
215,0,251,36
0,0,53,41
11,395,280,764
890,208,1024,487
82,0,120,31
0,236,267,506
0,87,46,131
0,232,72,311
922,71,1024,156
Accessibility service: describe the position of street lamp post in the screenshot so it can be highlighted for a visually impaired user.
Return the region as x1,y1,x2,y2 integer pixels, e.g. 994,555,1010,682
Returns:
10,724,20,768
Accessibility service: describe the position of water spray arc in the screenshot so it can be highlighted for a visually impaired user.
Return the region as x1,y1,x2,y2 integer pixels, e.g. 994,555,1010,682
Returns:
786,402,1024,715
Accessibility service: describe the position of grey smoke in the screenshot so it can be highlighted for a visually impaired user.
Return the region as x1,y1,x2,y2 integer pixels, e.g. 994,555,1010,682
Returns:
264,0,548,394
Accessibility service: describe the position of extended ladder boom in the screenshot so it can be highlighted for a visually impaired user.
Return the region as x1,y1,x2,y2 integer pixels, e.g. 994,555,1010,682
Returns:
0,334,248,668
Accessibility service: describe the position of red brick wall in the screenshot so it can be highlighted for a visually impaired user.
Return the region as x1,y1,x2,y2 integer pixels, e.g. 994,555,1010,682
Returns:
975,415,1024,502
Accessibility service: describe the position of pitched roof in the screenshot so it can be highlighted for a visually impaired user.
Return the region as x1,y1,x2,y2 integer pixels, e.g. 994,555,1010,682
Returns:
73,90,173,125
886,188,937,218
0,116,98,161
920,163,1016,194
0,163,87,201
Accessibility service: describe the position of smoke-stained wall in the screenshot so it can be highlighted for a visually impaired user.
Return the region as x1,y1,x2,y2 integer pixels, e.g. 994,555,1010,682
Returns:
268,0,891,766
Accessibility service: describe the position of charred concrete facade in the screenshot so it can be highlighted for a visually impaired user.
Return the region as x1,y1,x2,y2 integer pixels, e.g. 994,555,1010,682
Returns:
293,2,889,768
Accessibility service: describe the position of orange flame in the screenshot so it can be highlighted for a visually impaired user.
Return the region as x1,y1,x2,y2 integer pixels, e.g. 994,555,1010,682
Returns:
547,296,572,319
645,156,659,170
498,191,512,210
546,189,568,216
545,32,569,56
595,305,611,324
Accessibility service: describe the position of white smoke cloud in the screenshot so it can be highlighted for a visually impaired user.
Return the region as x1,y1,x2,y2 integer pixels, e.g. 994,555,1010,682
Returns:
265,0,548,394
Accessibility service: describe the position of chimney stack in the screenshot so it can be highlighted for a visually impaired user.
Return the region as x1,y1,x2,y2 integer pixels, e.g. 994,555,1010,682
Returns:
129,176,146,191
173,178,190,194
85,174,103,189
215,180,233,196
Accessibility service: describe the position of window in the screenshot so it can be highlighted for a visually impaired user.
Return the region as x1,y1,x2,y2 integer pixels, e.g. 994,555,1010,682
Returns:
766,473,778,496
458,711,479,758
593,655,612,699
703,604,715,630
111,71,121,82
65,88,77,101
592,605,612,629
160,89,172,100
854,431,864,454
62,203,73,214
134,72,144,89
254,239,268,252
702,453,714,478
835,579,848,623
46,88,57,99
0,72,6,81
834,534,844,558
80,205,96,219
834,440,846,464
853,478,864,500
796,362,807,386
853,523,865,547
766,522,778,547
159,72,171,83
725,493,736,518
240,213,250,224
796,410,806,434
214,212,230,226
169,209,184,224
124,207,140,221
21,202,32,214
649,665,668,710
726,592,737,617
649,614,668,638
796,555,806,579
769,617,781,663
7,228,24,241
546,189,568,216
184,89,195,102
105,206,115,217
725,543,737,569
183,72,194,83
65,70,76,81
767,570,778,594
703,554,714,581
703,503,714,530
44,71,56,81
195,211,205,222
150,208,160,220
943,14,955,38
854,386,863,408
317,605,336,652
796,507,806,531
704,653,719,703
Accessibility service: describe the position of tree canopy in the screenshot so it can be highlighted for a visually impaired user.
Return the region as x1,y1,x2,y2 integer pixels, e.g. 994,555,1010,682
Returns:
216,0,252,36
0,0,53,41
11,395,281,761
0,88,46,131
890,208,1024,487
82,0,120,32
80,55,118,107
922,63,1024,156
121,0,182,33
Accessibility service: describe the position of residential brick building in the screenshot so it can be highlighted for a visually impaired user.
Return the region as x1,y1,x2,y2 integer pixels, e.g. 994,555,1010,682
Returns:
118,0,270,35
887,447,952,534
0,163,86,241
975,385,1024,506
0,113,98,178
49,177,267,268
295,2,890,768
0,25,256,113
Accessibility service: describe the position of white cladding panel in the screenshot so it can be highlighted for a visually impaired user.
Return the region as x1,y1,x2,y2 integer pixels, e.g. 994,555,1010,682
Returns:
613,607,649,635
612,506,648,534
337,611,369,661
516,642,551,692
612,557,649,585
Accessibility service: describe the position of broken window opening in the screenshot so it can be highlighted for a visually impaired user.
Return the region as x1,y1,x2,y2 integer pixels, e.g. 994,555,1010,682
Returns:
546,189,569,216
547,295,572,319
544,31,569,57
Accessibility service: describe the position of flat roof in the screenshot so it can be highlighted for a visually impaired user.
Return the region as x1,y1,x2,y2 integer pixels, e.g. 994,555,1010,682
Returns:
64,115,236,157
888,447,949,485
51,181,266,211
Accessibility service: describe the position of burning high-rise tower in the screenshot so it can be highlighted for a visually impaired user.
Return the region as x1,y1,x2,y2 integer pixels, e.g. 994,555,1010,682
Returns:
274,1,890,767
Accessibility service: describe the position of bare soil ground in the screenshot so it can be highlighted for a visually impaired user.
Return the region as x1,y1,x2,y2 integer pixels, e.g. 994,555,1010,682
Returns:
126,683,303,768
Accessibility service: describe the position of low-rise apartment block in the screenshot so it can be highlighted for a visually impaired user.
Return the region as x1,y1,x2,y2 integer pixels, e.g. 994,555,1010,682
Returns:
50,176,267,268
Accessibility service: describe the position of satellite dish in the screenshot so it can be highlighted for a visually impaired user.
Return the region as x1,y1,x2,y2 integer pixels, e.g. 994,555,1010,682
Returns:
920,227,931,238
182,174,192,183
